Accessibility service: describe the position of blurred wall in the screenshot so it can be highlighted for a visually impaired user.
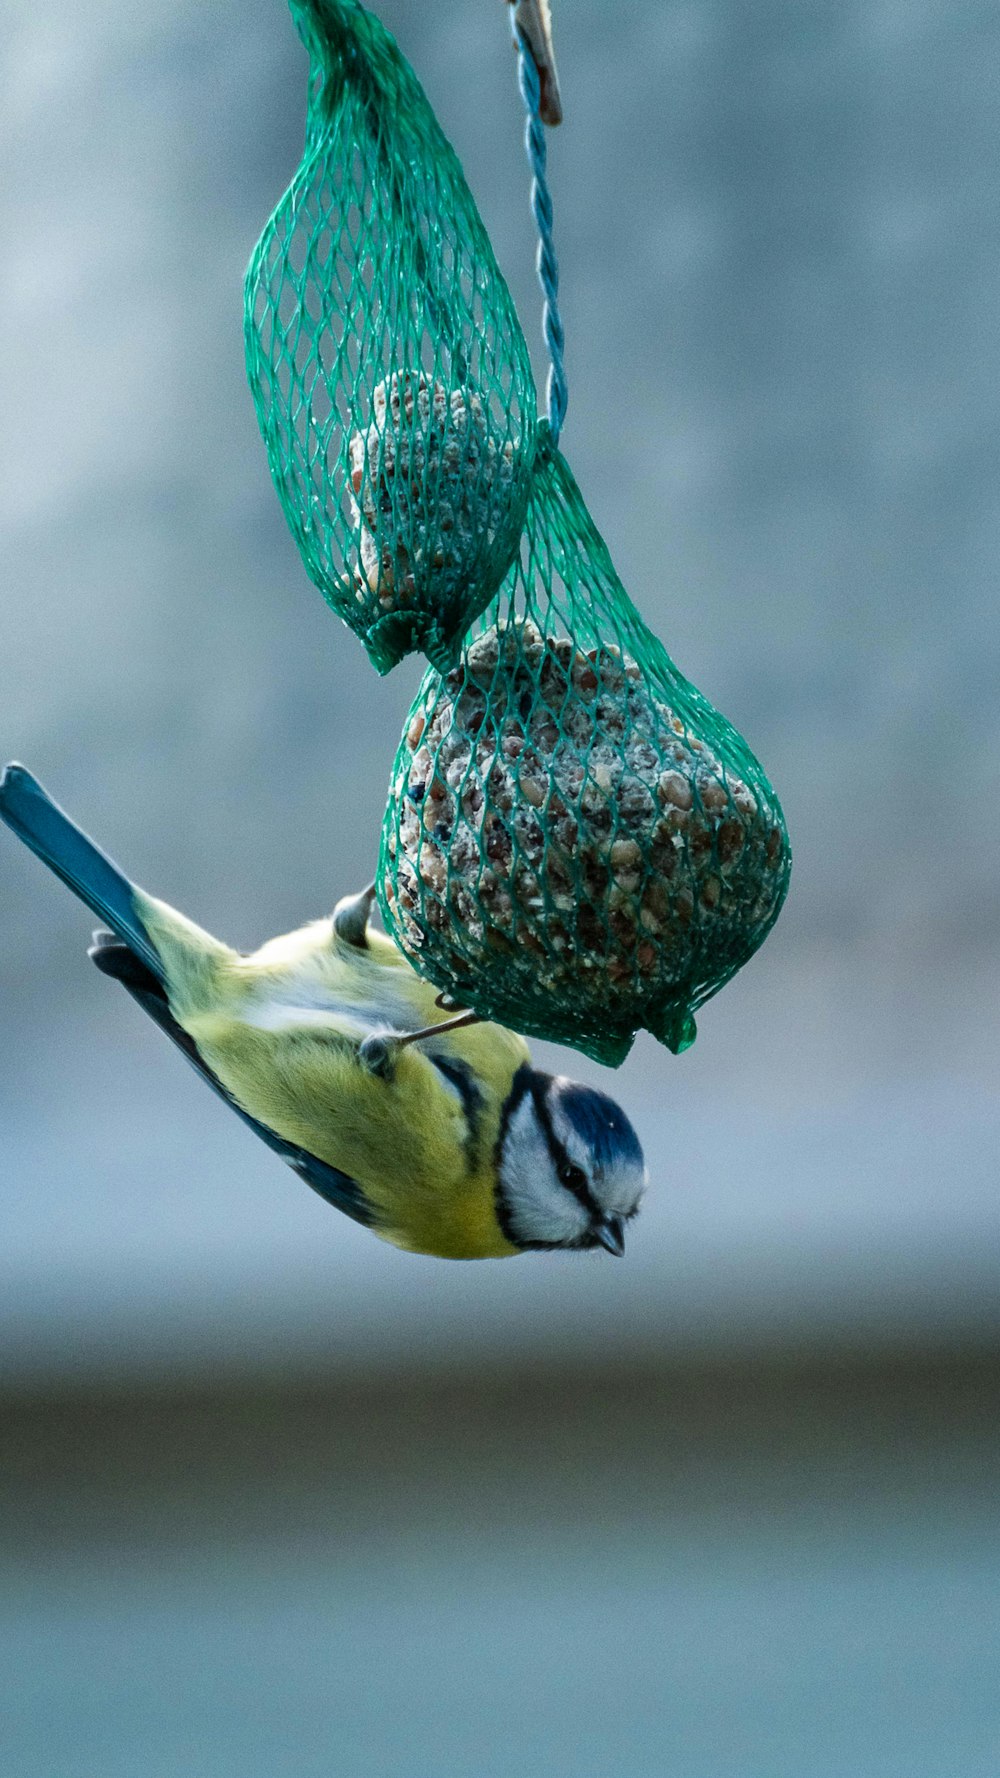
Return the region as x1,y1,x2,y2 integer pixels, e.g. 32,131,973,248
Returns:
4,1354,1000,1778
1,0,998,1384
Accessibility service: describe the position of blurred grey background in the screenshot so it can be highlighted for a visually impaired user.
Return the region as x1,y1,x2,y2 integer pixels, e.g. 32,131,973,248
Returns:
1,2,998,1774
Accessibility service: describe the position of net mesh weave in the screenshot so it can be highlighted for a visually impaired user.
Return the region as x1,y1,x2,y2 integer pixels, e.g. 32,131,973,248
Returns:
244,0,537,674
378,434,791,1067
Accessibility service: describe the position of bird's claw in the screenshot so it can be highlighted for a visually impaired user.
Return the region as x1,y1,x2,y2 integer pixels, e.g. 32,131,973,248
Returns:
358,1033,398,1080
333,883,377,949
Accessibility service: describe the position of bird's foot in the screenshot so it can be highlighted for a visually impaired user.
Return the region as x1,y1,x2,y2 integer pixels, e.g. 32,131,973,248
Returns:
435,991,465,1013
332,882,377,949
358,1032,399,1080
358,1009,483,1081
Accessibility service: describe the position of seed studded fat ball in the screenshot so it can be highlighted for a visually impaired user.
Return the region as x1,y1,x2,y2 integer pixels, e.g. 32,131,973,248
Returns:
381,621,788,1034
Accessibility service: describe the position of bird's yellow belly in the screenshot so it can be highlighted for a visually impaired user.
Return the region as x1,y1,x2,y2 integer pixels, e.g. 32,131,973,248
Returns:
187,1011,519,1262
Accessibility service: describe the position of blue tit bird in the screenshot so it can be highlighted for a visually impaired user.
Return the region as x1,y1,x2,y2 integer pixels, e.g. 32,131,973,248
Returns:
0,764,646,1260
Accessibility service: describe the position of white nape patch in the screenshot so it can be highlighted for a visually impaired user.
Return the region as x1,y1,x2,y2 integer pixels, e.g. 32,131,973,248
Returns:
240,1001,369,1038
498,1094,591,1250
238,998,467,1105
235,941,430,1043
239,989,399,1041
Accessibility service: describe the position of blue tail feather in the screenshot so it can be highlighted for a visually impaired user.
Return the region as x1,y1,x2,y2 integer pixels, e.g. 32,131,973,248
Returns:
2,763,376,1231
0,764,164,983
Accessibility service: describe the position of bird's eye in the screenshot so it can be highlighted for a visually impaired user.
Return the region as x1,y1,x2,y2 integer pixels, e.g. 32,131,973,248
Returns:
558,1160,588,1196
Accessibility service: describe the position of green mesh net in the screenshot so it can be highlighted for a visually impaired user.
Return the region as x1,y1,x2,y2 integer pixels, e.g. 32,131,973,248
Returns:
244,0,537,674
378,433,791,1067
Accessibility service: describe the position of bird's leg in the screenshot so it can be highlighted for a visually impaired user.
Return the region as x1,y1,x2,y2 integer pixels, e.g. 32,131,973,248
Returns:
358,1010,482,1080
332,882,377,949
394,1010,482,1047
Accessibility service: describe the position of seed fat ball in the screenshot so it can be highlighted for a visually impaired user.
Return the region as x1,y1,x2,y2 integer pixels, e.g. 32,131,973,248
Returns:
382,621,786,1021
348,372,517,618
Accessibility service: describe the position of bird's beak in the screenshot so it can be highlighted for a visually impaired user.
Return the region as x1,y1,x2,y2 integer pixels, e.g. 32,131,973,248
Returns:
594,1215,625,1257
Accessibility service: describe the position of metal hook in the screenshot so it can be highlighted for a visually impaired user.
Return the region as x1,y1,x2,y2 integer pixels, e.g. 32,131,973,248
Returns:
507,0,562,126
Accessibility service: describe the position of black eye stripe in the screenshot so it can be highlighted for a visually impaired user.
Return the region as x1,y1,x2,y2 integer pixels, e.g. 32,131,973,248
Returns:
531,1079,599,1217
559,1160,587,1193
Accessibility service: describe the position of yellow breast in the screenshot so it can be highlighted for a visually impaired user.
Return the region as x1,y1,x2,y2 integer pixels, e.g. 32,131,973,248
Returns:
144,904,528,1261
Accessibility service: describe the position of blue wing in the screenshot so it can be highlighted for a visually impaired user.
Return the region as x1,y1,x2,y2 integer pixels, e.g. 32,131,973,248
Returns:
90,935,373,1227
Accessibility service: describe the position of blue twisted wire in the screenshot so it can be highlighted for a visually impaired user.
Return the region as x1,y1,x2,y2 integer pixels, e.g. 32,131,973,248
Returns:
512,22,567,445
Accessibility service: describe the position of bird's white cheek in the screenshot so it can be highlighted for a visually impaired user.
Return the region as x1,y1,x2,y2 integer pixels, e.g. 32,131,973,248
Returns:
595,1172,647,1220
499,1104,590,1248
